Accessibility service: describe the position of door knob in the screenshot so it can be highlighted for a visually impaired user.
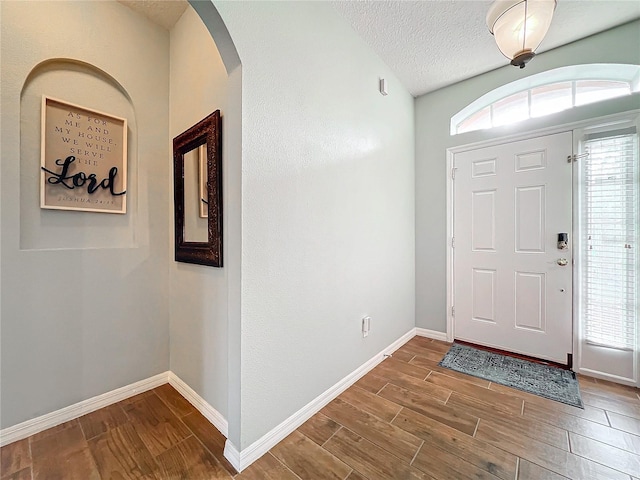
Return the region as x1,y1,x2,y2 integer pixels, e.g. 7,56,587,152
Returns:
557,258,568,266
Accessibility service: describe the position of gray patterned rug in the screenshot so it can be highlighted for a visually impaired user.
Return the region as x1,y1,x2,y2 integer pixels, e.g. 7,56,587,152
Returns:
439,343,583,408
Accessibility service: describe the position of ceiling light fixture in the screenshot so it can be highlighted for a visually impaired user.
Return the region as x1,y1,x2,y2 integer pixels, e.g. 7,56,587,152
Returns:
487,0,557,69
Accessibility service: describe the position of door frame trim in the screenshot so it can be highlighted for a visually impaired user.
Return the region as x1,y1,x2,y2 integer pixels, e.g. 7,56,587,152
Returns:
446,110,640,366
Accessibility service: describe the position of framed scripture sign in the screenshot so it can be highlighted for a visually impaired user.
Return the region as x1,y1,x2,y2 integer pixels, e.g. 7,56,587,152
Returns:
40,96,128,214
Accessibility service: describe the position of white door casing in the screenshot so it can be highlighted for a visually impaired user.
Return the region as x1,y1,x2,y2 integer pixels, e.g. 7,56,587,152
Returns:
453,132,573,364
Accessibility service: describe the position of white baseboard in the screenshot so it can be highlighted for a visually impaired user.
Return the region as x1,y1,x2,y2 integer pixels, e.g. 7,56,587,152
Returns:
577,368,637,387
1,328,419,469
0,371,230,448
0,372,169,447
224,441,241,470
223,328,416,473
415,327,449,342
168,372,228,437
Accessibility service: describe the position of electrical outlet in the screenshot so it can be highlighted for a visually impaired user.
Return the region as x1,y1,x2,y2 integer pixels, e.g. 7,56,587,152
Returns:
362,316,371,337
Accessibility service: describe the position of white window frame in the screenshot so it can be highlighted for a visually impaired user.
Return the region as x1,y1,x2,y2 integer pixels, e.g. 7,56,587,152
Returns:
451,64,640,135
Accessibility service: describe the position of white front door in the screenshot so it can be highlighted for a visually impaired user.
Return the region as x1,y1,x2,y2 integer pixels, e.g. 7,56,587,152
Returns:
453,132,573,364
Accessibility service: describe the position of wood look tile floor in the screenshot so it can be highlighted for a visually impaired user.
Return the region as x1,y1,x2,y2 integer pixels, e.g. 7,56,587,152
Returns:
2,337,640,479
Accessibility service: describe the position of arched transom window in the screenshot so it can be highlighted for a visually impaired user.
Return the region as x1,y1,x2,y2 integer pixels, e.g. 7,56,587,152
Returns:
451,64,640,135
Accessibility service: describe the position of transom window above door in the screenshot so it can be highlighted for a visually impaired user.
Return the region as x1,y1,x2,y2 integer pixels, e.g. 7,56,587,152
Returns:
451,64,640,135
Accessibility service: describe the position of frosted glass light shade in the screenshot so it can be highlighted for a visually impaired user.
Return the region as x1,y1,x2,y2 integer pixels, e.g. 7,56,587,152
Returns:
487,0,556,68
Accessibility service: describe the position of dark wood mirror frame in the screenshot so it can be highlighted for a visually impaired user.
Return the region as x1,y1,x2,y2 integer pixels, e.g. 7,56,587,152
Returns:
173,110,222,267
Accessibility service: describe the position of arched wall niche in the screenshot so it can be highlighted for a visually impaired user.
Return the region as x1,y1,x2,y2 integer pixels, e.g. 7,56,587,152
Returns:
20,58,139,250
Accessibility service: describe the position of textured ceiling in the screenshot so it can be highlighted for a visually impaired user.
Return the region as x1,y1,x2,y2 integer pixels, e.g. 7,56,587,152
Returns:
118,0,187,30
117,0,639,95
332,0,640,97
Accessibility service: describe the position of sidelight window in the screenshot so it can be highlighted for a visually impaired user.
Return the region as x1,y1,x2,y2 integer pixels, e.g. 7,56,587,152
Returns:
580,129,638,350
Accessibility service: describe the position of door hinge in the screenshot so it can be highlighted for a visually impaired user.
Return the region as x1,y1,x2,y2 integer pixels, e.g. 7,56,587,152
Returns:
567,152,589,163
451,167,457,179
451,237,455,248
451,306,455,317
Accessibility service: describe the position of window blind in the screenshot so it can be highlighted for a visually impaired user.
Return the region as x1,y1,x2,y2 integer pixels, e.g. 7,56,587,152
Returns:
581,130,638,350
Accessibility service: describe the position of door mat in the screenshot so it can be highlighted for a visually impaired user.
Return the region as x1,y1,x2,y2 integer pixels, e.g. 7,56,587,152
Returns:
439,343,583,408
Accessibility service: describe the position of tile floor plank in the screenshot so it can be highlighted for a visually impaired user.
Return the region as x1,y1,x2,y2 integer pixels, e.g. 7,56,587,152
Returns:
411,443,502,480
79,404,129,440
475,419,628,480
298,413,341,446
155,435,233,479
153,384,196,418
510,392,609,426
31,423,100,480
345,470,367,480
609,411,640,436
392,408,517,480
323,428,431,480
1,467,32,480
271,430,352,480
0,439,31,478
338,385,402,423
569,432,640,478
353,373,388,394
524,402,640,454
234,452,300,480
321,398,422,464
526,400,609,426
396,344,445,363
123,393,191,457
392,350,417,363
180,410,237,476
379,357,432,380
427,372,523,415
30,422,84,459
379,384,478,436
118,391,156,410
517,459,569,479
447,392,569,450
411,337,452,355
580,382,640,404
30,419,79,444
372,363,451,403
490,382,610,424
409,357,491,388
582,392,640,420
87,422,158,479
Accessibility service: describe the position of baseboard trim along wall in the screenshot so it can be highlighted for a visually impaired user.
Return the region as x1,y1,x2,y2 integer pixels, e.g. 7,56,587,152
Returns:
577,367,637,387
0,329,424,466
0,372,169,447
0,371,229,448
168,372,229,437
223,328,418,472
415,327,449,342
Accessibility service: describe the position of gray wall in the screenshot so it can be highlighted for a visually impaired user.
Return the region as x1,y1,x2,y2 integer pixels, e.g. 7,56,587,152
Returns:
214,1,416,449
415,20,640,333
169,4,231,421
0,1,171,428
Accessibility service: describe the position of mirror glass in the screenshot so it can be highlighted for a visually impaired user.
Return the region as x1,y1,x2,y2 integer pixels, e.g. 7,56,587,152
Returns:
173,110,222,267
183,143,208,242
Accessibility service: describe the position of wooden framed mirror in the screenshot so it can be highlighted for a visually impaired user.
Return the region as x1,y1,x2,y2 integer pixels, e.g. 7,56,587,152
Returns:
173,110,222,267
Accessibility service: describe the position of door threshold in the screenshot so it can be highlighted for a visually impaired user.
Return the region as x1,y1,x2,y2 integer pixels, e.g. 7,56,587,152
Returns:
454,340,572,370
